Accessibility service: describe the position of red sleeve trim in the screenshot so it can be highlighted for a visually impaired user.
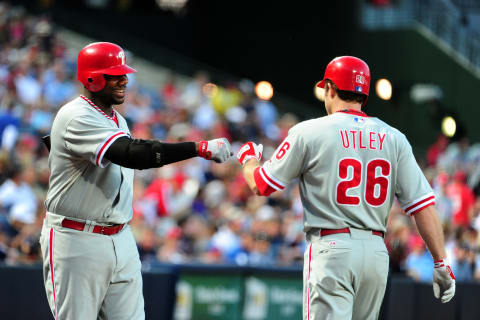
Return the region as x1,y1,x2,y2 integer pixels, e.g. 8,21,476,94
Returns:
254,167,276,196
404,195,435,212
95,132,127,167
409,201,435,216
260,167,286,190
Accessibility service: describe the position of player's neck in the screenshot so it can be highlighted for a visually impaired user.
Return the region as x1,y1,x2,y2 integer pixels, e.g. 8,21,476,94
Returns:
83,92,114,116
331,102,362,114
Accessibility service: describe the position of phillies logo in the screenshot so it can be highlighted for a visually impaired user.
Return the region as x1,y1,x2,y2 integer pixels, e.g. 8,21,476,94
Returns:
355,75,366,84
117,51,125,62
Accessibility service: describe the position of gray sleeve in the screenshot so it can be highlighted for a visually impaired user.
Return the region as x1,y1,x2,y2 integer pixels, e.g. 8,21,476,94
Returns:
64,113,129,168
395,135,435,215
262,126,306,191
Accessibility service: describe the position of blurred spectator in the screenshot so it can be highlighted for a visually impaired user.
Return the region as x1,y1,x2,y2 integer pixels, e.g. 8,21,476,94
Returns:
433,171,454,225
124,89,155,124
405,235,434,282
451,242,474,282
139,166,199,223
447,170,475,229
0,101,20,151
3,3,480,284
42,59,76,108
427,135,448,167
438,137,471,174
157,227,185,264
0,163,37,235
254,99,278,139
180,71,209,112
160,73,180,109
385,216,410,274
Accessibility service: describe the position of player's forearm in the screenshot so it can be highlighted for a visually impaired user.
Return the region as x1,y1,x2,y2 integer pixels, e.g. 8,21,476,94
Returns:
242,159,261,195
414,205,447,261
105,137,197,169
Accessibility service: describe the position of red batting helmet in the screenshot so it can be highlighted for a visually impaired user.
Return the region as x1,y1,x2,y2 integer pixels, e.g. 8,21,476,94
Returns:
77,42,137,92
317,56,370,97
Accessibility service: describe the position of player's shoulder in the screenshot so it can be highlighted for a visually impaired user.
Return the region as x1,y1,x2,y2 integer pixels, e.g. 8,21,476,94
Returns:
289,116,327,132
286,116,342,145
369,116,410,148
372,117,407,137
285,117,319,138
55,96,102,124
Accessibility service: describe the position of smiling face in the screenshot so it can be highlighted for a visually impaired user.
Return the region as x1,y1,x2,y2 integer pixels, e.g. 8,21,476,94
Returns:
94,74,128,107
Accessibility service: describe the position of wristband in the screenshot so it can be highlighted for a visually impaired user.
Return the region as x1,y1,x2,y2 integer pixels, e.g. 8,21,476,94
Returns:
198,141,211,159
434,260,445,268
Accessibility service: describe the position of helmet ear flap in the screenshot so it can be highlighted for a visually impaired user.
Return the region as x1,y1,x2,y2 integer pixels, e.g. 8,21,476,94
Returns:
84,73,106,92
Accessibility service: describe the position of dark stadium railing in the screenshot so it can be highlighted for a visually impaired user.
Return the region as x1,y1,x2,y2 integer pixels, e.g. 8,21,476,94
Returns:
1,263,479,320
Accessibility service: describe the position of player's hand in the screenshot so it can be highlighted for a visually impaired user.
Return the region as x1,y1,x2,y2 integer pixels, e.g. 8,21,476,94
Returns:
433,259,456,303
198,138,233,163
237,142,263,166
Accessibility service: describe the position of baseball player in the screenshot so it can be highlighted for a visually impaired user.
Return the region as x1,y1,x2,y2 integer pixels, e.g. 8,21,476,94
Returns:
237,56,455,320
39,42,233,320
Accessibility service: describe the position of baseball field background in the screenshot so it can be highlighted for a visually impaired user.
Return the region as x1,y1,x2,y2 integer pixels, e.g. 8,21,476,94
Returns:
2,0,480,319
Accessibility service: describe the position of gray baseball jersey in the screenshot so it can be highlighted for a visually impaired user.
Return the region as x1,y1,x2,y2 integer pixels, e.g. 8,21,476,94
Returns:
45,95,133,224
255,109,435,231
40,95,144,319
253,109,435,320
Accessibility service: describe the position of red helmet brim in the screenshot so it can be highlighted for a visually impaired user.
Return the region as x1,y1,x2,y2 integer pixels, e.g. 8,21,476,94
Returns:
94,64,137,76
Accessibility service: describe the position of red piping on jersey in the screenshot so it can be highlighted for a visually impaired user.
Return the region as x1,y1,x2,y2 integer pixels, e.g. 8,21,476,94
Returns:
96,132,126,166
410,201,435,216
253,167,276,196
336,109,369,117
404,195,435,213
260,167,285,190
49,228,58,320
80,95,119,127
307,243,312,320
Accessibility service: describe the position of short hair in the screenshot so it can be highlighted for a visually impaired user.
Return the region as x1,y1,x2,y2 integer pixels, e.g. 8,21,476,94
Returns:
325,79,367,104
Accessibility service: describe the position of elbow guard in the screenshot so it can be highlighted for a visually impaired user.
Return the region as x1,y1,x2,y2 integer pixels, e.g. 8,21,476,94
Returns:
105,137,196,170
126,139,164,169
104,137,163,170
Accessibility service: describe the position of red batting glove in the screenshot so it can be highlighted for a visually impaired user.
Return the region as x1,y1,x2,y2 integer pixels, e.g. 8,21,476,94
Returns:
433,259,456,303
237,142,263,166
198,138,233,163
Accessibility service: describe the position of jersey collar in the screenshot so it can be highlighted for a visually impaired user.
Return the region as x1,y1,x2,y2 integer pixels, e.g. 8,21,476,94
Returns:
336,109,368,117
80,95,119,125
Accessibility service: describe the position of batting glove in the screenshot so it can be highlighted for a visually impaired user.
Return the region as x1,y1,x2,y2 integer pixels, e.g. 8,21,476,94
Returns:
198,138,233,163
237,142,263,166
433,259,456,303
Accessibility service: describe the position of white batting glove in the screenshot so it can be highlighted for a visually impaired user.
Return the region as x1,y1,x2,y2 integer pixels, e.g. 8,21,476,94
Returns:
433,259,456,303
198,138,233,163
237,142,263,166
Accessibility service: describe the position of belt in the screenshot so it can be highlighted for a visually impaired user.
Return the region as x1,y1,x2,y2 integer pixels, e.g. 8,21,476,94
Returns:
320,227,384,238
61,218,125,235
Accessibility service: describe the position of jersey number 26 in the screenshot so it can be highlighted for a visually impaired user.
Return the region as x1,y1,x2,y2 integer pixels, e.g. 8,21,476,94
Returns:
336,158,391,207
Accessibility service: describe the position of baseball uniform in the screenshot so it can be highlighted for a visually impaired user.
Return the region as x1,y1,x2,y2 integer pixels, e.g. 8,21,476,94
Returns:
40,95,143,319
253,109,435,320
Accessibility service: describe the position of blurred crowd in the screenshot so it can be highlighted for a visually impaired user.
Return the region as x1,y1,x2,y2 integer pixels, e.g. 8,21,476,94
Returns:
2,3,480,284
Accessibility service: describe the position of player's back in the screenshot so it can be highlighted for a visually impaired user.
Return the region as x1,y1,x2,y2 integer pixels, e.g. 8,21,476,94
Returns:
294,110,429,232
